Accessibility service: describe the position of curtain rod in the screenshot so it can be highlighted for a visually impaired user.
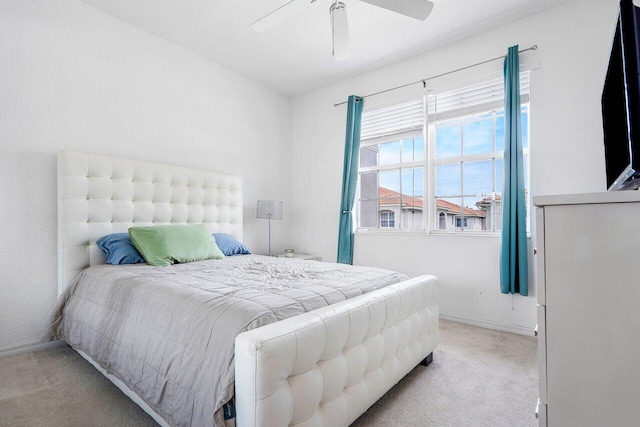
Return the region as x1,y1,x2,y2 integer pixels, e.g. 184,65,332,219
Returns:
333,45,538,107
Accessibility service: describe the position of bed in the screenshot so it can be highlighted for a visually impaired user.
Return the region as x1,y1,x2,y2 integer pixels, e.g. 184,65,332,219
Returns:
49,151,439,427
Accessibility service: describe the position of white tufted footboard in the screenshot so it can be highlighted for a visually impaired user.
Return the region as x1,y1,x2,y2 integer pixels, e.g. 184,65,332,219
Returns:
235,274,439,427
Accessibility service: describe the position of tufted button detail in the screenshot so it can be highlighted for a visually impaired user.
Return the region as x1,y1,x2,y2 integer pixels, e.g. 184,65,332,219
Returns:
235,275,439,427
59,151,244,291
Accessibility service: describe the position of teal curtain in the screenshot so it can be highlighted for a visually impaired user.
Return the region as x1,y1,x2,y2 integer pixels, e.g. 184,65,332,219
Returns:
500,45,528,296
337,95,363,264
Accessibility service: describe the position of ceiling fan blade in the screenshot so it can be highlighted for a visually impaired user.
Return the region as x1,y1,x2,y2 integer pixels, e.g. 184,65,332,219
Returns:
359,0,434,21
331,2,351,61
251,0,312,32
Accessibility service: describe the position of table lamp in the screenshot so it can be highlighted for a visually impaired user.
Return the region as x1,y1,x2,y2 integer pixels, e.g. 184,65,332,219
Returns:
256,200,283,256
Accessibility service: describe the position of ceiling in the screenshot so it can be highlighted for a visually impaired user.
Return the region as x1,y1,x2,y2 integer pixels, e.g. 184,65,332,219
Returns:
77,0,570,96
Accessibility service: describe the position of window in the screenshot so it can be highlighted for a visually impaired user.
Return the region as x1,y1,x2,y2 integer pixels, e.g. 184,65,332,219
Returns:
358,99,425,230
430,73,530,233
455,217,468,228
380,211,395,228
357,72,530,233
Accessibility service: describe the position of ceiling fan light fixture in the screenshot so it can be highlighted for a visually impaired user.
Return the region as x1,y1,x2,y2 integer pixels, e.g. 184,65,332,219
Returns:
254,0,432,60
330,1,351,61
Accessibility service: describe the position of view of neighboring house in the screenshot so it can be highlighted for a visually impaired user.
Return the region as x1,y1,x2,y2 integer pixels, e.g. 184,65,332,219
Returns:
474,194,503,232
377,187,425,229
435,198,486,231
370,187,502,231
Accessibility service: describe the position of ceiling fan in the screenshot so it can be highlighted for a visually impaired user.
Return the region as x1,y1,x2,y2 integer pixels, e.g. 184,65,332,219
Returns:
251,0,434,61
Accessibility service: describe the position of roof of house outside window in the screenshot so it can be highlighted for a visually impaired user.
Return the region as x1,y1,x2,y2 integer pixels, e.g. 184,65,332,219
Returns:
379,187,423,209
378,187,487,217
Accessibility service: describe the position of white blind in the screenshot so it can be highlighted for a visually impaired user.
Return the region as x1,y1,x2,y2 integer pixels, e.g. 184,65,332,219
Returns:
360,71,530,139
428,71,530,121
360,99,424,141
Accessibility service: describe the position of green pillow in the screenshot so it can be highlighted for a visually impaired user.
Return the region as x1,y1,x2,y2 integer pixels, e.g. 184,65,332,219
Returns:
128,224,225,267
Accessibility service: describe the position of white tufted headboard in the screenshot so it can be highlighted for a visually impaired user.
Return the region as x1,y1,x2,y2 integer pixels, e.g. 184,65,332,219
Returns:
57,151,243,295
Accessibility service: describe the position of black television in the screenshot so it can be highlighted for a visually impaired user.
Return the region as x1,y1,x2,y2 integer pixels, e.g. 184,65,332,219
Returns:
602,0,640,191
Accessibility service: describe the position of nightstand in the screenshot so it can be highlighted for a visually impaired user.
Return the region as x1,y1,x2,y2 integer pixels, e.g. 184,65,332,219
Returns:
276,253,321,261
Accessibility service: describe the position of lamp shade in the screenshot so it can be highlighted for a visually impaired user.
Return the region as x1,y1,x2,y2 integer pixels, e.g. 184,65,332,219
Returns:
256,200,283,220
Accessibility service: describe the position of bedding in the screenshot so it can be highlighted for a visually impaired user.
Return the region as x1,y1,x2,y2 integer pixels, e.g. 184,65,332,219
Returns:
96,233,146,265
212,233,251,256
48,255,408,427
94,231,250,266
129,224,225,266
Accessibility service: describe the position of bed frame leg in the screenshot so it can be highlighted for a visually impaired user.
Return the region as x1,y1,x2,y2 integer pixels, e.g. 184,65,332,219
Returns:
420,352,433,367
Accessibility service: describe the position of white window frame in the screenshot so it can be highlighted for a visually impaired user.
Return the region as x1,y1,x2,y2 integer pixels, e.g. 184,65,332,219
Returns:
426,104,530,235
380,211,395,228
358,130,426,231
357,96,427,232
356,70,531,236
455,217,469,228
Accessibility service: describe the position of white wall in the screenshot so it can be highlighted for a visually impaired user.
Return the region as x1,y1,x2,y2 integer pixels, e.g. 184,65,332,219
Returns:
0,0,292,353
290,0,619,334
0,0,622,352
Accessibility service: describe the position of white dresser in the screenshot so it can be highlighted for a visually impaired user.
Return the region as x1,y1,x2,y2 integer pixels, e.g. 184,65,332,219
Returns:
534,191,640,426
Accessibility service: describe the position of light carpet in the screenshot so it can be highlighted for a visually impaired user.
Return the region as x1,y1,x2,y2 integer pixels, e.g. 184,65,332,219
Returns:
0,320,538,426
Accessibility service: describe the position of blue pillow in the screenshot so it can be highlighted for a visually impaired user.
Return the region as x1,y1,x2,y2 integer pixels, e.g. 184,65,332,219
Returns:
213,233,251,256
96,233,146,265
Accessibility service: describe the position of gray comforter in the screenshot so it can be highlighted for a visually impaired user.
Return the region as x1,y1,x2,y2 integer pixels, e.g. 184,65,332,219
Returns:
48,255,408,427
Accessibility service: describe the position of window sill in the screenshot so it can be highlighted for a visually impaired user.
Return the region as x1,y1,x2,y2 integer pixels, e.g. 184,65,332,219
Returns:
357,228,500,237
356,229,532,239
429,230,501,238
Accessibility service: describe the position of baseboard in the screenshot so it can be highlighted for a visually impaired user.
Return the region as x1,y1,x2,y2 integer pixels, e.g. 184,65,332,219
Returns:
0,340,66,358
440,314,535,336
